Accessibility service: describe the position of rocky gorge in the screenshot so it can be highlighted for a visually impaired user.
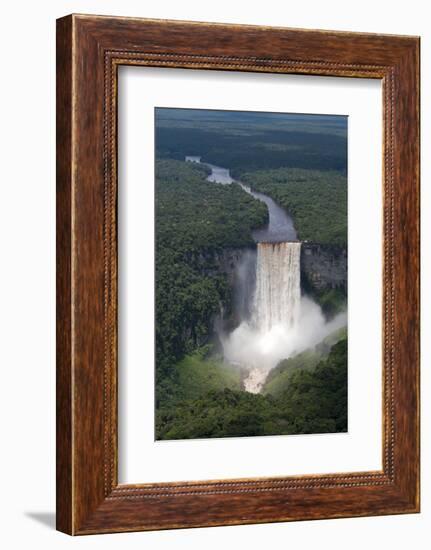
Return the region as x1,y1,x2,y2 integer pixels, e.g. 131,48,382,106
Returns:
186,240,347,332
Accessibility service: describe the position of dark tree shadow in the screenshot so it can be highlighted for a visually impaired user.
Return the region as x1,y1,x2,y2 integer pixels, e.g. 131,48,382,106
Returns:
25,512,56,530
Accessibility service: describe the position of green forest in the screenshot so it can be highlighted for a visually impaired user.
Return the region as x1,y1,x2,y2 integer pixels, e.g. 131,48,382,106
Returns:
155,159,267,405
156,338,347,439
156,109,347,175
156,109,347,247
239,168,347,246
154,108,348,440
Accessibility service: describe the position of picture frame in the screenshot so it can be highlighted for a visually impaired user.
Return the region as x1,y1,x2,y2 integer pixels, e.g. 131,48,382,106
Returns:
56,14,420,535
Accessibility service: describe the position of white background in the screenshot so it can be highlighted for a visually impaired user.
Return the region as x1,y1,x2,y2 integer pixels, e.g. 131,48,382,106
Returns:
0,0,428,548
119,68,382,483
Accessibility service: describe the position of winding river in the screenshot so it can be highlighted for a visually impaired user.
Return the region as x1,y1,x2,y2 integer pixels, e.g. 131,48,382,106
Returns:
185,156,297,243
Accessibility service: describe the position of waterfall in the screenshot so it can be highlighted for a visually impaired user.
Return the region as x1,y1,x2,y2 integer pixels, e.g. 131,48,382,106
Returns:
252,242,301,332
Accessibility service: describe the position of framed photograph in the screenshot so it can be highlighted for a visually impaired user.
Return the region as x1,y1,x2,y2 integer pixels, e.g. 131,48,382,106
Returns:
56,14,420,535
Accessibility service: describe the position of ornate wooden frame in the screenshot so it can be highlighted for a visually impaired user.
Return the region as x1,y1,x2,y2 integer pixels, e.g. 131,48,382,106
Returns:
56,14,420,535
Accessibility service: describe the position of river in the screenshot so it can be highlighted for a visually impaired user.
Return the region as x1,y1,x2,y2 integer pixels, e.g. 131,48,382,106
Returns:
185,156,297,243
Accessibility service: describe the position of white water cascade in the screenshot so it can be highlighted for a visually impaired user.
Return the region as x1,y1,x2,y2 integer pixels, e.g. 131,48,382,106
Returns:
252,242,301,332
238,241,301,392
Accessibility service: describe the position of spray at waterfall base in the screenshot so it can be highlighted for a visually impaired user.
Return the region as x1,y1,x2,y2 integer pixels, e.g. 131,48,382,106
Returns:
220,241,347,394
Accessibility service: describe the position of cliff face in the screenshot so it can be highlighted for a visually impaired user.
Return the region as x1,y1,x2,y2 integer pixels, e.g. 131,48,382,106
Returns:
300,243,347,294
189,242,347,305
193,247,255,282
212,244,347,291
186,247,256,329
185,242,347,333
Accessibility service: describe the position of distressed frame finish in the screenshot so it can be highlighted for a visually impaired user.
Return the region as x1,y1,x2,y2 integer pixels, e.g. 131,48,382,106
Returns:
56,14,420,535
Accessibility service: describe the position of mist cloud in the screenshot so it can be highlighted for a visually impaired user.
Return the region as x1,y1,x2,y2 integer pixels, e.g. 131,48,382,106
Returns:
221,296,347,390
